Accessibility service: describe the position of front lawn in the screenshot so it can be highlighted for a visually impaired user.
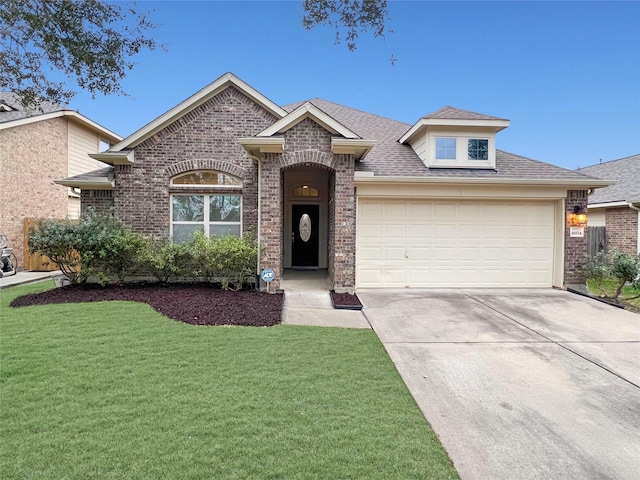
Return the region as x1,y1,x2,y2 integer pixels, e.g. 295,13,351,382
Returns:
1,281,458,479
587,278,640,313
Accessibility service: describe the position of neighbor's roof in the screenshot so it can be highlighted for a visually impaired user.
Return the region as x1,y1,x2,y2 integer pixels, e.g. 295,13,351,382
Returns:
285,98,602,185
0,91,67,123
0,91,121,142
577,154,640,205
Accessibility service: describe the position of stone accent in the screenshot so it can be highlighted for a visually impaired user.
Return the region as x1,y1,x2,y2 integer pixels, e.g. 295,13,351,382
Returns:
111,86,277,237
0,118,69,269
564,190,589,284
605,207,638,254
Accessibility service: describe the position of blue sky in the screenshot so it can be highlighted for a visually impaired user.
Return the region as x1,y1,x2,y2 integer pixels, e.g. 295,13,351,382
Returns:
71,1,640,170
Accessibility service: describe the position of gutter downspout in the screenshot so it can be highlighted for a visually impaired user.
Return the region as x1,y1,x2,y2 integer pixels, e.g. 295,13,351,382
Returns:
249,154,262,290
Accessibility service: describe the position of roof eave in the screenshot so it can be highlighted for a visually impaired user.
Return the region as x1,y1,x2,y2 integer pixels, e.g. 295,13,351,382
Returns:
0,110,121,142
55,178,114,190
89,150,134,165
399,118,510,144
354,172,612,188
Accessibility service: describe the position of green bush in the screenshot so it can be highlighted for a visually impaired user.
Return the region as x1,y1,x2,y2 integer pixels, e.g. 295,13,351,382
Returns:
189,231,257,290
583,250,640,300
139,238,192,283
28,210,145,284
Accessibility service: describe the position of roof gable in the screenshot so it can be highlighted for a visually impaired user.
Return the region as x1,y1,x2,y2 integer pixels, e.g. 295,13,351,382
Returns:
110,72,288,151
257,101,360,139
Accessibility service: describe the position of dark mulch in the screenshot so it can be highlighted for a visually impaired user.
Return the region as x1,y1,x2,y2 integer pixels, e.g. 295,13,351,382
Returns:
330,290,363,310
10,283,284,327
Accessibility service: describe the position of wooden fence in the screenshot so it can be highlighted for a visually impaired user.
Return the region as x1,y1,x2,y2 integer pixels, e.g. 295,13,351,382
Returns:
588,226,607,257
23,218,57,271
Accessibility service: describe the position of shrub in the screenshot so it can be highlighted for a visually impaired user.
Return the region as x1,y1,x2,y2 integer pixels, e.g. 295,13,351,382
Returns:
583,249,640,300
188,231,257,290
28,217,82,282
28,209,145,284
139,238,191,283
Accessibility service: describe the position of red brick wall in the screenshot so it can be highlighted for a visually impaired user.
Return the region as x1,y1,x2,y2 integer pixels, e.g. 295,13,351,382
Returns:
605,207,638,254
110,86,277,237
0,118,69,268
564,190,589,284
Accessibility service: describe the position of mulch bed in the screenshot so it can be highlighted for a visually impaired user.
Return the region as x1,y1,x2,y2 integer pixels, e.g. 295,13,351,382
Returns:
330,290,363,310
10,283,284,327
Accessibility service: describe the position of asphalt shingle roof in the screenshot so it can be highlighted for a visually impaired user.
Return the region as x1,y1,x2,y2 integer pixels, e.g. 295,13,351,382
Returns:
285,98,596,182
576,154,640,204
0,91,68,124
421,105,508,121
63,166,115,183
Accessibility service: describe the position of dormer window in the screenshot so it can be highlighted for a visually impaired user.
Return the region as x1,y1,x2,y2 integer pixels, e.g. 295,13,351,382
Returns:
430,134,495,168
399,106,509,170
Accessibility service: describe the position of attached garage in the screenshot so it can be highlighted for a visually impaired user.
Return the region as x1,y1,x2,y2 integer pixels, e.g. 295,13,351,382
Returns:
356,198,560,288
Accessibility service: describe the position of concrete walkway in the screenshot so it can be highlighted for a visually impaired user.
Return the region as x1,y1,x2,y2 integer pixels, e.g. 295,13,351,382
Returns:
0,270,58,289
280,270,370,329
358,289,640,480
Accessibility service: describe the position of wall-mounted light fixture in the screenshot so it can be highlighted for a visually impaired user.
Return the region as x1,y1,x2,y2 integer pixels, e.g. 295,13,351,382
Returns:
568,205,587,226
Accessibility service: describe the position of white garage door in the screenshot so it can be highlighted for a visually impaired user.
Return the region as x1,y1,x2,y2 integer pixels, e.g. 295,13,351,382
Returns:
356,199,556,288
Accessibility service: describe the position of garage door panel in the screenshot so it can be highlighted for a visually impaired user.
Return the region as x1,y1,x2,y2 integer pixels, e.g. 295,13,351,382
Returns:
357,199,555,288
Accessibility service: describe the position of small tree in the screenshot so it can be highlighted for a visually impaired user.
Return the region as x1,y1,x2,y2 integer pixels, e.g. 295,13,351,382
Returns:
583,250,640,300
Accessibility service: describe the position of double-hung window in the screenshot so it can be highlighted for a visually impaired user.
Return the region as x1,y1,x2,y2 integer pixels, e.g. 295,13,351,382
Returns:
170,171,242,242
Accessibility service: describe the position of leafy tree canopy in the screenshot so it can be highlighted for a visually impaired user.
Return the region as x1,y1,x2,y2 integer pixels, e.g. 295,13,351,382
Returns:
302,0,393,58
0,0,159,108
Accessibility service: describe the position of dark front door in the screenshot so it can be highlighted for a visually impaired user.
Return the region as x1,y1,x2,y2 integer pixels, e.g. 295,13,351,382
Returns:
292,204,319,267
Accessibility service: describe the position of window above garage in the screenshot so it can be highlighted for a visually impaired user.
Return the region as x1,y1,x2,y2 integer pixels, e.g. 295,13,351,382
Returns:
399,106,509,170
430,134,495,169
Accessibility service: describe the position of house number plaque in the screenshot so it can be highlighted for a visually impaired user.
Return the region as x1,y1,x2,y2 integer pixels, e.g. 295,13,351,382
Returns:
299,214,312,243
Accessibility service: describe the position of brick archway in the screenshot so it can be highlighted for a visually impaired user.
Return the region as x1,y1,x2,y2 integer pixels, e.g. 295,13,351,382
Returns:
165,159,247,180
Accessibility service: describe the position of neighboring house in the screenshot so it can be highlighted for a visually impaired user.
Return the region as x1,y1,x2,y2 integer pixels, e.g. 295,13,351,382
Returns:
577,154,640,254
57,73,607,292
0,92,121,269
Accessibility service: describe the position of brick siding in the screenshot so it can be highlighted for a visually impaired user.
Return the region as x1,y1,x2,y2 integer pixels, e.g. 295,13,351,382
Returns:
0,118,69,269
110,86,277,239
81,190,115,215
564,189,589,284
605,207,638,254
258,118,356,292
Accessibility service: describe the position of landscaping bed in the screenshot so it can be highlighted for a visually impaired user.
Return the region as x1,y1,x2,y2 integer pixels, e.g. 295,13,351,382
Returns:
10,283,284,326
330,290,363,310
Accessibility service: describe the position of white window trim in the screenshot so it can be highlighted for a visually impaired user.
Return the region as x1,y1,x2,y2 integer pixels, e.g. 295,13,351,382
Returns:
429,132,496,169
170,171,242,188
170,193,243,241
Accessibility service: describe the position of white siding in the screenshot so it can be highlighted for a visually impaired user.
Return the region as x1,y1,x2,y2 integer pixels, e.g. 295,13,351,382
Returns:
67,121,106,177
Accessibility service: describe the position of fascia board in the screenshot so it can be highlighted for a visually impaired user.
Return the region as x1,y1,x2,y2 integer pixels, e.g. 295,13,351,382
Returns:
587,201,630,209
110,73,288,151
89,150,134,165
54,178,114,190
331,138,375,159
238,137,284,156
353,174,612,188
399,118,510,144
0,110,122,142
258,102,359,139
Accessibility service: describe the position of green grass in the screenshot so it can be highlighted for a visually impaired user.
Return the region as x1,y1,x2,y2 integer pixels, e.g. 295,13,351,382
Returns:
587,278,640,312
0,281,458,480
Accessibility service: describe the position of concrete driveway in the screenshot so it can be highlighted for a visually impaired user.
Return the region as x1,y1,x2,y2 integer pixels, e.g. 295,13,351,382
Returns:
358,289,640,480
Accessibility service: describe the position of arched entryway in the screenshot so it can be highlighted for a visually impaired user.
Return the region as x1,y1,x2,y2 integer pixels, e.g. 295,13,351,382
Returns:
283,166,331,269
